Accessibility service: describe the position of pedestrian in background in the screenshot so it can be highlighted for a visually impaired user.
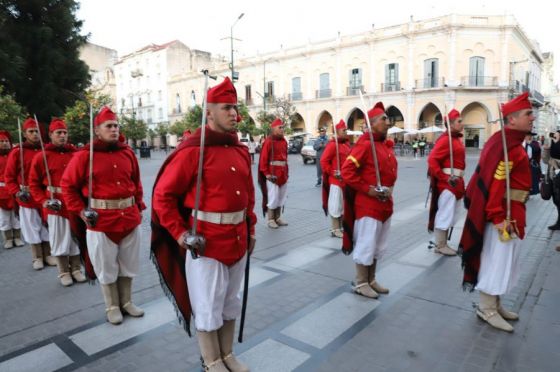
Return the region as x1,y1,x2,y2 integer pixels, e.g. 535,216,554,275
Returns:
248,135,256,164
313,127,328,187
523,132,541,195
542,130,560,230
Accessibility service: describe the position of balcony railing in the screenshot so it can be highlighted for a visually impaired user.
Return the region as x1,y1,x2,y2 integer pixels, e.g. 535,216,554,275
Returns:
460,76,498,87
289,92,303,101
315,89,332,99
346,86,363,96
511,80,529,94
381,82,401,92
415,77,445,89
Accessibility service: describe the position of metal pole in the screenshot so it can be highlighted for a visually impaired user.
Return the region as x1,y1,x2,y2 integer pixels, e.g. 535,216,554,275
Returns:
358,90,382,188
332,122,341,176
88,104,94,210
444,105,455,176
497,105,511,222
33,115,54,202
263,61,266,112
230,25,234,81
16,118,25,187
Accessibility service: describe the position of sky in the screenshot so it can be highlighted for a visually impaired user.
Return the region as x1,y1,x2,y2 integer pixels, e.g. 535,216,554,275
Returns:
77,0,559,82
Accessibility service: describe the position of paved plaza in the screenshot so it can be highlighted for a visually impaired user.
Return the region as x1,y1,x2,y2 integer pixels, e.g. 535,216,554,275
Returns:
0,149,559,372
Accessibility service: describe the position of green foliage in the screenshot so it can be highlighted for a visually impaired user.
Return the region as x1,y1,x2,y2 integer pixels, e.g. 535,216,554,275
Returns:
0,86,26,141
237,101,258,135
120,116,148,146
64,92,112,145
0,0,90,122
256,111,276,135
169,105,203,136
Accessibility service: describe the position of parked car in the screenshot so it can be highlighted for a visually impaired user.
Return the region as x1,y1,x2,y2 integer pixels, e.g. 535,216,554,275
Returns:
288,136,305,154
301,138,317,164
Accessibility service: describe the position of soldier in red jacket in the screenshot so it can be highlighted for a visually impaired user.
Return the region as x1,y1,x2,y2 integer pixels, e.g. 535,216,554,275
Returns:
258,118,289,228
427,109,466,256
61,107,145,325
460,92,534,332
341,102,397,299
0,130,24,249
320,119,351,238
29,119,86,287
152,77,256,372
4,118,53,269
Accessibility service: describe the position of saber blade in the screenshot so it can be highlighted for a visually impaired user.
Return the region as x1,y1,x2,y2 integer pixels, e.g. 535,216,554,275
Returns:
33,115,54,202
358,90,382,188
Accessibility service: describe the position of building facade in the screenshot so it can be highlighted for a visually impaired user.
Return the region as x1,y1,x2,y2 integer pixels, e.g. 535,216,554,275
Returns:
79,42,118,105
170,14,550,147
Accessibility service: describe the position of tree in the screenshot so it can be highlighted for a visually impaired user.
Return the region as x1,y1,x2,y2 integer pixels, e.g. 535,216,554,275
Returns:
169,105,203,136
273,97,297,134
237,101,258,136
0,85,26,141
120,116,148,147
256,110,276,135
64,92,112,145
0,0,90,122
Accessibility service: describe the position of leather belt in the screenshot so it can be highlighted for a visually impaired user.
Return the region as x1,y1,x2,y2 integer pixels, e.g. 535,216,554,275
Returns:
442,168,464,177
192,209,246,224
90,196,135,210
47,186,62,194
270,161,287,166
0,182,5,187
507,189,529,204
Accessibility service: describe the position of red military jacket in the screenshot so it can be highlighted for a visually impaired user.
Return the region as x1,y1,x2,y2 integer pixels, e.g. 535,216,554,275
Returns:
485,142,531,238
427,132,466,199
152,126,257,266
258,135,289,186
4,142,41,209
29,144,76,219
320,138,351,188
341,133,398,222
0,148,15,210
60,140,145,234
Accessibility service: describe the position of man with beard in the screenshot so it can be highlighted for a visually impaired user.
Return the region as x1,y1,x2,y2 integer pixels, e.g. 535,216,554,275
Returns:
341,102,397,299
0,130,24,249
61,107,145,324
460,92,534,332
4,118,53,268
29,119,86,286
320,119,351,238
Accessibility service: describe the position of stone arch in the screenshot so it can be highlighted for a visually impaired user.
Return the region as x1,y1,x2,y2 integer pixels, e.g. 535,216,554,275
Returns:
417,102,443,129
460,101,492,148
346,107,365,131
290,112,305,133
386,105,405,129
317,110,334,134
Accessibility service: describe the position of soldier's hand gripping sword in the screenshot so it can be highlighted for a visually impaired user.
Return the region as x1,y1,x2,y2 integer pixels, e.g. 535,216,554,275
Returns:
33,115,62,212
82,104,98,228
444,105,457,188
358,90,390,202
15,118,31,203
184,70,217,259
497,104,515,242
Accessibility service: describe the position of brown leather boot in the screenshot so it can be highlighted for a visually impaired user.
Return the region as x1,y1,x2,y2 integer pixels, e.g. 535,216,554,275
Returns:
218,320,249,372
31,243,44,270
56,256,73,286
117,277,144,317
2,230,14,249
69,255,87,283
12,229,24,247
434,229,457,256
353,264,378,298
198,331,229,372
101,282,123,325
274,208,288,226
267,209,278,229
42,241,57,266
476,292,513,332
369,259,389,294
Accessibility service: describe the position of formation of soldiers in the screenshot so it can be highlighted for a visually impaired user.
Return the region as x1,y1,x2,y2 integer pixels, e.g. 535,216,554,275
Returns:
0,71,534,370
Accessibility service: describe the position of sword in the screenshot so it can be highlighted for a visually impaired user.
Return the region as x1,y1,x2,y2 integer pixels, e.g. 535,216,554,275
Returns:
83,103,98,227
332,121,341,179
188,70,216,259
497,104,513,242
15,118,31,202
238,248,250,343
424,182,431,208
444,105,457,187
33,115,61,211
358,90,389,199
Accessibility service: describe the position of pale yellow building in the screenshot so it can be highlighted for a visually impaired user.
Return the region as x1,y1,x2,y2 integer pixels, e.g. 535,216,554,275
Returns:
79,42,118,105
169,14,550,148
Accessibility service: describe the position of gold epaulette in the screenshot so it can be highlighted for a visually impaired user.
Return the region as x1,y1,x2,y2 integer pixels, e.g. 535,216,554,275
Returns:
494,160,513,180
347,155,360,168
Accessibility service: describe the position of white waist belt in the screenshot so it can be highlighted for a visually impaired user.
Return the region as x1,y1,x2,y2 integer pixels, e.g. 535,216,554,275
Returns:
90,196,135,210
270,161,287,166
442,168,464,177
47,186,62,194
192,209,246,224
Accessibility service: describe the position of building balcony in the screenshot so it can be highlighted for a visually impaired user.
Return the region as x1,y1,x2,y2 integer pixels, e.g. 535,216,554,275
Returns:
511,80,529,94
315,89,332,99
380,82,401,92
460,76,498,87
289,92,303,101
245,98,254,106
346,86,363,96
415,78,445,89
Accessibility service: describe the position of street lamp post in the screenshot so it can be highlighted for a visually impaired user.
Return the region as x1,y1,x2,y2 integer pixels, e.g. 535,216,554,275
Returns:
230,13,244,82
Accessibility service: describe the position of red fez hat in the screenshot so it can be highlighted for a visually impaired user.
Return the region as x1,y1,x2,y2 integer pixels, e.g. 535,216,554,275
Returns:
335,119,347,131
0,130,11,143
207,77,237,104
23,118,39,130
501,92,532,118
94,106,118,126
182,129,191,138
49,118,67,132
271,118,283,128
118,133,126,143
447,109,461,122
236,114,243,123
367,102,385,119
